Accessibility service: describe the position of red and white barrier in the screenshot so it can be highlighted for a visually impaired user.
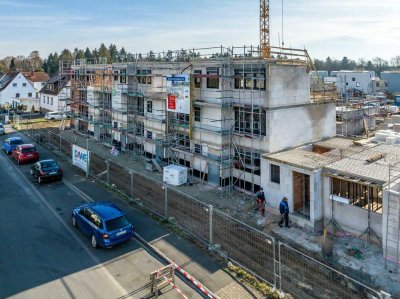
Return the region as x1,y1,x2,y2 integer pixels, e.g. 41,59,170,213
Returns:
174,265,216,299
162,276,189,299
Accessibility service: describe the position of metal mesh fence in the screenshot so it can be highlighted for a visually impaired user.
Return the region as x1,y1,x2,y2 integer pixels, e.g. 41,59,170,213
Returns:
24,129,389,298
213,210,276,285
279,242,382,299
167,189,210,242
131,173,165,216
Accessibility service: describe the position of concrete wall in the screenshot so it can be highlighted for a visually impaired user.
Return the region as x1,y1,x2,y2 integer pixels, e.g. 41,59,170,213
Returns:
267,65,310,108
323,176,382,238
0,73,36,106
382,188,400,261
262,160,323,229
381,72,400,93
266,102,336,153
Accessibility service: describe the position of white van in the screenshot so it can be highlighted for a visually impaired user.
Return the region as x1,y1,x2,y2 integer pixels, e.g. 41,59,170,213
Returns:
44,111,67,120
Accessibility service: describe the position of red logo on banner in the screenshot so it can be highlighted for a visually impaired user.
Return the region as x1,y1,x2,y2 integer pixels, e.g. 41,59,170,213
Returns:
168,95,176,110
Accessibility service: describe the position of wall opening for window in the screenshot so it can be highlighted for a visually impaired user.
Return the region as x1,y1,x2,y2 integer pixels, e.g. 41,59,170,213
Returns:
137,69,152,84
194,106,201,122
194,70,202,88
234,106,266,136
293,171,310,218
234,68,266,90
270,164,280,184
147,101,153,113
331,177,382,213
234,147,261,175
206,67,219,89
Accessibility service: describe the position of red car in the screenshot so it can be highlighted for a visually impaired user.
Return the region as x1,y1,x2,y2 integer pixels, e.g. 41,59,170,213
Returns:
12,144,39,165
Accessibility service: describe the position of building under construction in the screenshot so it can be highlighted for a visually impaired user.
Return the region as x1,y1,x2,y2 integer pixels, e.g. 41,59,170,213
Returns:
64,46,337,195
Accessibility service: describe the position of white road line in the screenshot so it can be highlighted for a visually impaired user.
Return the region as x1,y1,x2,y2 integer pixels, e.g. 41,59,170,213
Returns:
0,152,128,297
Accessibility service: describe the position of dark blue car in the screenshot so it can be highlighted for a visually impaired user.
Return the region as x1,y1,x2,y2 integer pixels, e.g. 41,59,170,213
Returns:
2,137,23,154
71,202,134,248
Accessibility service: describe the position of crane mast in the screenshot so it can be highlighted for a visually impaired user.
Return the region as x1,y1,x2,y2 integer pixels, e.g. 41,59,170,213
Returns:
260,0,270,59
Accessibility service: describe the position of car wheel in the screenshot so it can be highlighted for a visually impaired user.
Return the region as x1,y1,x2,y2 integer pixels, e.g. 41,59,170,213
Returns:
30,169,34,176
91,235,98,248
71,216,77,227
38,176,42,184
51,117,55,120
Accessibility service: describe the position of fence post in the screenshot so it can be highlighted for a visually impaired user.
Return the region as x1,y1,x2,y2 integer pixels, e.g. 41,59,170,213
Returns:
278,242,282,293
164,184,168,219
86,138,90,179
209,205,213,245
106,159,109,184
59,135,62,152
130,170,134,199
48,131,51,148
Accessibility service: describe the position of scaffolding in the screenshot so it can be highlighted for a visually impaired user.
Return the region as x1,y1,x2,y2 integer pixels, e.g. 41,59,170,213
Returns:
64,45,318,197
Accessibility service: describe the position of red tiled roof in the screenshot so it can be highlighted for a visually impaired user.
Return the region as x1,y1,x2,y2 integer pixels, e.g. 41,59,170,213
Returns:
22,71,50,83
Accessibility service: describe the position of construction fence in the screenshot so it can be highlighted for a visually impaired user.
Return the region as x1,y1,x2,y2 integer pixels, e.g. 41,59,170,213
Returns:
22,125,390,299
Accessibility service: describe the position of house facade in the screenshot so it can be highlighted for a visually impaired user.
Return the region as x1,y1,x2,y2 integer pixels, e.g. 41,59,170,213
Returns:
0,72,37,108
331,70,375,95
39,74,71,112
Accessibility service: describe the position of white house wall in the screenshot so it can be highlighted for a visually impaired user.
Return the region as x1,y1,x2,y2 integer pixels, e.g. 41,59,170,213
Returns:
0,74,36,106
266,103,336,153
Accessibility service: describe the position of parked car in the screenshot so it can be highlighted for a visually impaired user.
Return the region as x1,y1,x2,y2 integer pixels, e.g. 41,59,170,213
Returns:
30,159,63,183
12,144,39,165
0,123,5,135
71,202,134,248
44,111,68,120
2,137,23,154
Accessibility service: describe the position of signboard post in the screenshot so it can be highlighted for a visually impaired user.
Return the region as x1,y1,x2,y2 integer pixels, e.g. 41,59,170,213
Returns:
166,75,190,114
72,145,90,177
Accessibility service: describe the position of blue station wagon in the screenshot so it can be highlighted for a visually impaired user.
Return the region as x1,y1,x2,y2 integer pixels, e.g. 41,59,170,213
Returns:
71,202,134,248
2,137,23,154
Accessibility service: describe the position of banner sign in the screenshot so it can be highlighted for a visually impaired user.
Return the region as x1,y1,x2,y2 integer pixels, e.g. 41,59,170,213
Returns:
72,145,90,172
166,74,190,114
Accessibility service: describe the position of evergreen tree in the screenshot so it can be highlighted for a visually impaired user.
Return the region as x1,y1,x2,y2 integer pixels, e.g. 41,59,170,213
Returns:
109,44,119,62
98,43,110,62
84,47,92,60
9,58,16,72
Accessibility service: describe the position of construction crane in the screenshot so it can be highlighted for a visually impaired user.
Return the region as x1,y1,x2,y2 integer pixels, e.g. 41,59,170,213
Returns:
260,0,270,59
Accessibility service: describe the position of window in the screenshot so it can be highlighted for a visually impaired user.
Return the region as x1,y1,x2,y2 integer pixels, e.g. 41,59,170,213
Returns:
177,133,190,151
356,82,360,87
206,67,219,89
194,143,202,154
234,107,266,136
147,101,153,113
234,148,261,175
137,69,152,84
146,130,153,139
176,113,189,125
113,121,118,129
120,69,127,84
194,70,202,88
28,93,32,97
12,83,17,87
43,97,45,103
41,82,45,86
47,97,49,104
22,83,27,87
105,216,130,231
50,98,53,105
114,70,119,81
376,82,379,88
235,68,266,90
352,77,355,81
331,178,382,214
270,164,280,184
15,93,20,98
194,106,201,122
135,122,144,136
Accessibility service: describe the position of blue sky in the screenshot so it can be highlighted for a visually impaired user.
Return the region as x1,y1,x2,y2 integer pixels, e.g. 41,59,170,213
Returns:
0,0,399,61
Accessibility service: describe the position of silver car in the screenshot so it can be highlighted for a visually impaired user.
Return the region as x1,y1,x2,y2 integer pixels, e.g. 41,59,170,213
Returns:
0,123,5,135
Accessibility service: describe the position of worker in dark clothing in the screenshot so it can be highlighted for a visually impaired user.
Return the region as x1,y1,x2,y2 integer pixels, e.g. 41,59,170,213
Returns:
255,188,266,217
279,197,290,228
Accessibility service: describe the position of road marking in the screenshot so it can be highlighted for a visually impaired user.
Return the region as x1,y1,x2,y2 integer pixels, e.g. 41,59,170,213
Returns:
0,152,128,297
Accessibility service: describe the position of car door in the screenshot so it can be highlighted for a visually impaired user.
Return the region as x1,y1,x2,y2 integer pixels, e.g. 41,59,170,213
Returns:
77,208,93,235
13,146,20,160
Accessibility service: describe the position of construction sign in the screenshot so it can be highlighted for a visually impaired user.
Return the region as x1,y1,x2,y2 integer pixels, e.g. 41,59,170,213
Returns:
166,74,190,114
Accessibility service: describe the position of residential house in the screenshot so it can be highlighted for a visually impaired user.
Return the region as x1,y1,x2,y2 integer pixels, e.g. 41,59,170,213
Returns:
331,70,375,95
39,74,71,113
22,71,50,99
0,72,37,108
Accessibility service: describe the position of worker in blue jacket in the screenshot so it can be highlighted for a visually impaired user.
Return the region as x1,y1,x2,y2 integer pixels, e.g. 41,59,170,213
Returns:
279,197,290,228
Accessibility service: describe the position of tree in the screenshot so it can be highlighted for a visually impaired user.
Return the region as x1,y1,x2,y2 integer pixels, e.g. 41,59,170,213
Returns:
109,44,119,62
391,56,400,69
119,47,127,62
76,49,85,60
9,58,16,72
372,57,389,75
28,51,43,71
98,43,110,62
146,50,156,61
84,47,92,60
60,49,74,62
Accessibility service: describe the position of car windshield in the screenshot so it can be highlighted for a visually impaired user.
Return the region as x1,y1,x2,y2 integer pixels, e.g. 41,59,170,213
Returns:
41,161,58,169
106,216,130,231
0,124,3,128
21,147,36,153
10,139,22,145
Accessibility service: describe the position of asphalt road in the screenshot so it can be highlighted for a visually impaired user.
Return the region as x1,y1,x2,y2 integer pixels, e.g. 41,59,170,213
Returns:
0,132,202,299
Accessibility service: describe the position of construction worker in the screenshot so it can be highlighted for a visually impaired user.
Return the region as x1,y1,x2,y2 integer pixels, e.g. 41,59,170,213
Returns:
279,197,290,228
255,188,266,217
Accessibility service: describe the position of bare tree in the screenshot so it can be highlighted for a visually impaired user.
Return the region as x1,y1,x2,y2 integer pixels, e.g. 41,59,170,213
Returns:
391,55,400,69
